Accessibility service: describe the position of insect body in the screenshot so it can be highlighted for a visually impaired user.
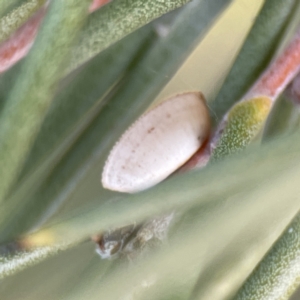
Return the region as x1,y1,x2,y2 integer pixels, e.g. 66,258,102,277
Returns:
96,91,210,259
102,91,210,193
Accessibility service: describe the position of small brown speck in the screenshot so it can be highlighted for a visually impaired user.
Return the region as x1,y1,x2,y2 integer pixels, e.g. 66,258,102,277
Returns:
147,127,155,133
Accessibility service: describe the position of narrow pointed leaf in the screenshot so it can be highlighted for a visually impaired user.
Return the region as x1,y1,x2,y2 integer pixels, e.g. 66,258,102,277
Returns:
68,0,192,72
0,243,66,279
0,4,45,74
211,0,300,123
0,0,45,44
234,214,300,300
0,0,24,18
0,242,108,300
34,154,300,300
1,0,231,183
21,132,300,247
263,94,300,139
18,25,154,182
0,0,90,203
0,0,231,242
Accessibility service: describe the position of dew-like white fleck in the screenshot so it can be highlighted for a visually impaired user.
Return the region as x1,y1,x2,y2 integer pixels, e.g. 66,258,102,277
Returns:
102,91,210,193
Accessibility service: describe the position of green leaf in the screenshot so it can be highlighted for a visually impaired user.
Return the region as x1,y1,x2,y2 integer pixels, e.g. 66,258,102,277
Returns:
22,0,230,177
0,27,156,242
0,61,24,112
0,243,66,279
8,132,300,299
0,0,90,203
211,96,272,160
2,2,300,297
233,214,300,300
211,0,300,124
263,94,300,140
17,25,154,183
0,0,45,44
68,0,192,72
0,0,231,243
22,131,300,247
2,0,230,189
0,0,25,18
0,242,111,300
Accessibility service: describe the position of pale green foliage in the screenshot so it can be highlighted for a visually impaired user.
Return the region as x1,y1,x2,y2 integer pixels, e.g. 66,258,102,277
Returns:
69,0,192,72
234,215,300,300
0,0,24,18
1,0,300,300
211,0,300,124
211,97,272,160
18,26,153,182
0,0,230,245
0,0,45,43
0,244,64,279
0,0,90,204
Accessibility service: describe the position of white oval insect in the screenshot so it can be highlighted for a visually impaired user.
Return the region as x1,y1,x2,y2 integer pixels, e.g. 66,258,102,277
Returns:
102,91,210,193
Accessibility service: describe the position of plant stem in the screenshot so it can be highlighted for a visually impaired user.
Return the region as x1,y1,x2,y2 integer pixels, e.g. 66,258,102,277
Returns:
246,30,300,101
211,0,299,123
183,25,300,168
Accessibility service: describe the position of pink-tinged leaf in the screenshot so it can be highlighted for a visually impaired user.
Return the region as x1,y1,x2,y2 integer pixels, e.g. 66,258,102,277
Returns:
89,0,111,12
247,31,300,101
0,7,46,73
0,0,110,73
184,29,300,169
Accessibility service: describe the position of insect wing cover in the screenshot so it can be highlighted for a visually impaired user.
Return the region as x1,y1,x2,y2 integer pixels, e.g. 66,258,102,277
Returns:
102,92,210,193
